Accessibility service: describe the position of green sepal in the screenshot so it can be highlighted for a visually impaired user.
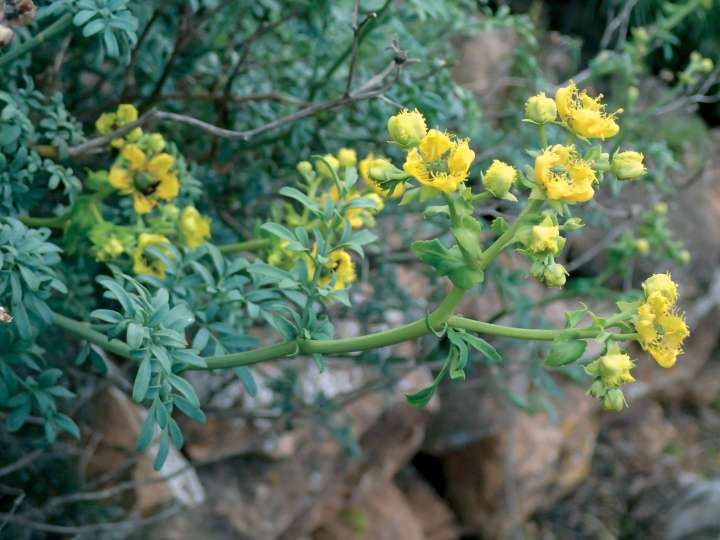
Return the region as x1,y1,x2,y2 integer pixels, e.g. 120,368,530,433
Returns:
544,338,587,367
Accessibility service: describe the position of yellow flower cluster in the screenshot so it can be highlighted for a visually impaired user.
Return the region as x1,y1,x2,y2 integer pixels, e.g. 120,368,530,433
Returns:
96,104,144,148
109,143,179,214
528,216,564,255
324,185,383,229
634,273,690,368
307,248,356,290
555,81,622,140
535,144,596,203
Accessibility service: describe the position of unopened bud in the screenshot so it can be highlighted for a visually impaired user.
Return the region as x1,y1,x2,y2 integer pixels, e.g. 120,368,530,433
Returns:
482,160,517,198
524,92,557,124
544,263,568,288
297,161,313,177
315,154,339,180
603,388,626,412
337,148,357,168
387,108,427,148
612,151,646,180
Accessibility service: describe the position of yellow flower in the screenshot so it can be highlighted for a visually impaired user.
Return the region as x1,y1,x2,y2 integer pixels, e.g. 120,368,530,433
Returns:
337,148,357,168
555,81,621,139
387,108,427,147
612,151,646,180
529,216,563,255
403,130,475,193
535,144,596,203
307,249,357,290
179,207,212,249
642,272,678,310
524,92,557,124
116,104,139,125
482,160,517,198
316,154,340,180
96,112,116,135
121,144,147,171
319,249,356,289
634,273,689,368
110,149,179,214
598,352,636,387
359,153,406,198
133,233,170,279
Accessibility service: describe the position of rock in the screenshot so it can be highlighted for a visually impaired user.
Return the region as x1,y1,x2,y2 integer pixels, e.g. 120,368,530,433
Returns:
161,368,434,540
605,401,677,472
685,360,720,406
82,386,206,513
453,26,517,108
313,481,426,540
441,385,599,539
664,475,720,540
397,469,460,540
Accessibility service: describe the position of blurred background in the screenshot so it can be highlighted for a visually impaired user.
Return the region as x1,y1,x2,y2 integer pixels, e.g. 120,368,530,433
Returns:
2,0,720,538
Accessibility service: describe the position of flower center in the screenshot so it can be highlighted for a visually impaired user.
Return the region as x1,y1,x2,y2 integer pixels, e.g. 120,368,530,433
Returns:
426,159,449,175
134,172,159,194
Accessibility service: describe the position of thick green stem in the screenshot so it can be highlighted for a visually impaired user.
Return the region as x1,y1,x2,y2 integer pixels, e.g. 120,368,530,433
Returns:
0,13,74,68
218,237,272,254
538,124,548,148
52,312,134,360
479,198,542,267
448,316,637,342
20,214,69,229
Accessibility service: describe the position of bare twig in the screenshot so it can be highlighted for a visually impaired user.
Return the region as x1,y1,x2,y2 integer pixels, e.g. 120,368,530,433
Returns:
66,57,404,157
600,0,640,50
0,503,181,535
158,91,309,107
0,450,44,478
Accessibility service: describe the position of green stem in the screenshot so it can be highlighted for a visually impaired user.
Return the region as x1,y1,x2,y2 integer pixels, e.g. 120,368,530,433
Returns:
538,124,548,148
52,312,134,360
448,316,637,342
19,214,69,229
479,198,542,267
0,13,74,69
218,237,272,254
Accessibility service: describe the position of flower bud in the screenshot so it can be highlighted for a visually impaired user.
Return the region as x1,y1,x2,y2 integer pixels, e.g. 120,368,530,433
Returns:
628,86,639,102
96,112,116,135
315,154,339,180
161,204,180,220
387,108,427,147
562,217,584,230
297,161,313,177
589,380,607,398
528,216,564,255
654,202,668,215
368,159,406,183
337,148,357,168
146,133,166,152
612,151,646,180
116,104,139,125
678,249,691,264
524,92,557,124
603,388,626,412
543,263,568,288
701,58,714,73
598,351,635,387
634,238,650,255
482,160,517,198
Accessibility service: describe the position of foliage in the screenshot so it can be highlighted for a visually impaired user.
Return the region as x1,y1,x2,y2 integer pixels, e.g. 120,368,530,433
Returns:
0,0,714,535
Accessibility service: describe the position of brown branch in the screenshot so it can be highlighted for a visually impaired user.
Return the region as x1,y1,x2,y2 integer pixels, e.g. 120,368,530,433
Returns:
158,91,309,107
65,57,404,157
